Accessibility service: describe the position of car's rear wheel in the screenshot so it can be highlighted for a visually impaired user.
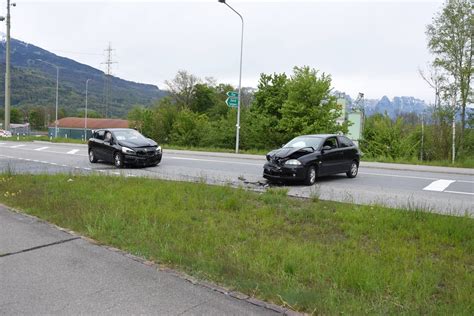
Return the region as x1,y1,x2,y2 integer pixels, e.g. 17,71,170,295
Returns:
88,149,97,163
114,152,124,168
346,160,358,178
304,166,317,186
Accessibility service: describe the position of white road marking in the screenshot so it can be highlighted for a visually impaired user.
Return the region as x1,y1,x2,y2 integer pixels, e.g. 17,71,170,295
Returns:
67,149,80,155
50,163,58,166
423,179,456,192
444,190,474,196
361,172,439,181
83,167,91,171
10,144,25,148
34,147,49,151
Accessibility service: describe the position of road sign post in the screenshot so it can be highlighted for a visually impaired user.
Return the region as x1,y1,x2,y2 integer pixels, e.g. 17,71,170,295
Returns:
226,92,239,107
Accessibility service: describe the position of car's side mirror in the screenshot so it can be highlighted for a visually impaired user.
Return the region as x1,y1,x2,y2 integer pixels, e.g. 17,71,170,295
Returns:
322,145,332,153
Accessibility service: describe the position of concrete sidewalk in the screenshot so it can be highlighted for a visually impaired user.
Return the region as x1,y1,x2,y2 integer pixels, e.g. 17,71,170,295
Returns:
0,205,289,315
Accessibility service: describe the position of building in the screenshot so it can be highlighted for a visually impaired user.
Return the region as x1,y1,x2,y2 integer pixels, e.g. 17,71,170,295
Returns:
48,117,129,140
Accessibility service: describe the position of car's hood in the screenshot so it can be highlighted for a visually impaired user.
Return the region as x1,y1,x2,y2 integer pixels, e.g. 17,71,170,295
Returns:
119,139,157,148
268,147,314,159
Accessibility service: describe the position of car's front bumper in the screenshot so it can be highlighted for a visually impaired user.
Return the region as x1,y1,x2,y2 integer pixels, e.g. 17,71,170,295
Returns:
123,152,162,166
263,162,306,181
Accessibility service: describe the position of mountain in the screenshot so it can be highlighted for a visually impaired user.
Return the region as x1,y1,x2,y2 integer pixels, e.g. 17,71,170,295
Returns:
0,35,167,118
334,91,429,118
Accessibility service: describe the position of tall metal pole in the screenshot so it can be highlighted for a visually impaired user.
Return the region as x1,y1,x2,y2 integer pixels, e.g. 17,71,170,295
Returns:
55,66,59,138
4,0,11,131
85,79,91,140
219,0,244,154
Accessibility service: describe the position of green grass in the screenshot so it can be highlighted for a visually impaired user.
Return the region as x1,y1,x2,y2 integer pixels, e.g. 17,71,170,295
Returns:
163,144,268,155
362,155,474,169
0,174,472,314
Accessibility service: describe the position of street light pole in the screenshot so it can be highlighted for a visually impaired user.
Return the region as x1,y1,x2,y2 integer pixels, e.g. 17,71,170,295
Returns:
1,1,15,131
85,79,91,140
218,0,244,154
37,59,59,138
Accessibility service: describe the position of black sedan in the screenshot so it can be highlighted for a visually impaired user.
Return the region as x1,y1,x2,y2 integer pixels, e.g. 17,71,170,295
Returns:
263,134,360,185
88,128,162,168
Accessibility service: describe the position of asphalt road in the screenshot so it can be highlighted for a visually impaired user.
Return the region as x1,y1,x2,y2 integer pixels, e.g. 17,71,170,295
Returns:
0,206,282,315
0,140,473,215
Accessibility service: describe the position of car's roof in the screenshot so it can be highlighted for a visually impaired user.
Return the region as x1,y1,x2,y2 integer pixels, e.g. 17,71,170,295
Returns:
295,134,340,138
95,128,136,132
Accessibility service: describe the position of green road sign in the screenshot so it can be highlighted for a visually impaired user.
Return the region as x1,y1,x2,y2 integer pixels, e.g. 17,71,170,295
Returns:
226,97,239,107
227,91,239,98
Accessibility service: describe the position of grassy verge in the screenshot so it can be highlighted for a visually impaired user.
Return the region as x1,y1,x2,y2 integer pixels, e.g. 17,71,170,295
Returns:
163,144,268,155
0,174,472,314
362,155,474,169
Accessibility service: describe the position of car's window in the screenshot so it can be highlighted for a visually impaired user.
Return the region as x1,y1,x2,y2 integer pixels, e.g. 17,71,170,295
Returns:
323,137,338,149
96,130,105,140
113,129,148,142
338,136,354,148
104,132,112,142
284,137,323,149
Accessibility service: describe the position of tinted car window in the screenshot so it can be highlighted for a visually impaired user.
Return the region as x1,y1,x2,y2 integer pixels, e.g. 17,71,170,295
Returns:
323,137,338,149
338,136,354,148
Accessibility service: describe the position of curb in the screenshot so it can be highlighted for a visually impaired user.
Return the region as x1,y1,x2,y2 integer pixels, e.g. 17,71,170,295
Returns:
2,204,302,315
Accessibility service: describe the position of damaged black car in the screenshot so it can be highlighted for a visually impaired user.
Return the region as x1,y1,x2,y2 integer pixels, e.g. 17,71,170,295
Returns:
263,134,360,185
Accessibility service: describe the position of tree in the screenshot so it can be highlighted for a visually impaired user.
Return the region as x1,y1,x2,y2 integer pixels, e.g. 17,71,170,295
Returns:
10,108,23,124
426,0,472,146
278,66,347,136
164,70,200,109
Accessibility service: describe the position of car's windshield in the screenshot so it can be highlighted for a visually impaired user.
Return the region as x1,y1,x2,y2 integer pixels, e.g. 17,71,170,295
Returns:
283,137,323,149
113,130,148,142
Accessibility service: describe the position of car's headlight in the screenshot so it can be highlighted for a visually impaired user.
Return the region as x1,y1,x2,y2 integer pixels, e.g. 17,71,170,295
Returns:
157,146,162,153
285,159,301,166
122,147,135,154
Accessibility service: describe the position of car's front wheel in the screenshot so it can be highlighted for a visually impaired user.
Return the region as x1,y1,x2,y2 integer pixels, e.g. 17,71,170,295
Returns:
304,166,317,186
114,152,124,168
346,160,358,178
88,149,97,163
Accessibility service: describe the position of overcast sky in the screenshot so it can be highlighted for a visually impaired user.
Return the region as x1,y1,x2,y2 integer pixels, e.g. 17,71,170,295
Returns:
5,0,444,102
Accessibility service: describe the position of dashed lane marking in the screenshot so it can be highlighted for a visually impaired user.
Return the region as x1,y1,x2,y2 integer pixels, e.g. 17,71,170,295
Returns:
444,190,474,196
423,179,456,192
9,144,26,148
34,147,49,151
67,149,80,155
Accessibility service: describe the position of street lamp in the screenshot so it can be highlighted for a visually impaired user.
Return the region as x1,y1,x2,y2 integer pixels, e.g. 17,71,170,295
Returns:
85,79,92,140
218,0,244,154
0,0,16,131
37,59,59,138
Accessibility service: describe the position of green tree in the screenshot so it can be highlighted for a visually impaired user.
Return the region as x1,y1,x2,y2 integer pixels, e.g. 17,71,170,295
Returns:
278,66,347,136
28,107,46,130
426,0,472,147
170,109,209,146
361,114,420,159
248,72,289,147
10,108,23,124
